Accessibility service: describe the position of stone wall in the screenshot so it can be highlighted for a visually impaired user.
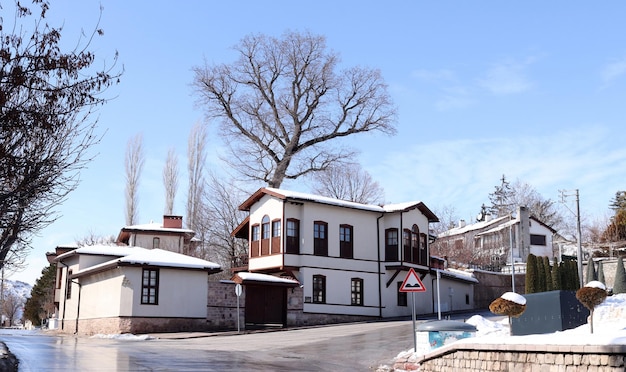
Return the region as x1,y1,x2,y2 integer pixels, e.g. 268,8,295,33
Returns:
399,343,626,372
68,316,209,335
472,270,526,309
206,281,244,330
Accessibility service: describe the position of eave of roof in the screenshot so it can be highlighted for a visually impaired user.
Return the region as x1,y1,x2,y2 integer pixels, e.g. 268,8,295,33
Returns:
238,187,439,222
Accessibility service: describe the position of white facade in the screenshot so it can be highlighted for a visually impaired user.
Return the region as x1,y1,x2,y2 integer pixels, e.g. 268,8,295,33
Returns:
236,188,477,322
54,245,220,334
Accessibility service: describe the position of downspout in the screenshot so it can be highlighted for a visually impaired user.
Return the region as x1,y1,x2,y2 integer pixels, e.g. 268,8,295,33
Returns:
377,213,384,318
400,212,404,264
60,261,69,330
73,279,82,334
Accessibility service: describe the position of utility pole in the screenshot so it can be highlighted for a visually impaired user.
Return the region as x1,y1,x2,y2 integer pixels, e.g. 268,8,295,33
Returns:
560,189,584,288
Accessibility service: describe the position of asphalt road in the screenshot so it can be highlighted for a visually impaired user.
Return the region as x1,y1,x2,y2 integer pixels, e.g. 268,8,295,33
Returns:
0,320,416,371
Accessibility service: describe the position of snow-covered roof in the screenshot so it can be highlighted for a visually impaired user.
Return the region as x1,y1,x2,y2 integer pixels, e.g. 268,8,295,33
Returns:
67,246,221,278
56,244,142,261
233,272,300,286
240,187,439,222
441,268,479,283
119,248,221,270
438,215,512,238
121,222,194,234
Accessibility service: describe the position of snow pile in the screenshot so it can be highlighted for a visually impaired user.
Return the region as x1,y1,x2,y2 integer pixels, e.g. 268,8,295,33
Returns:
90,334,155,341
384,294,626,371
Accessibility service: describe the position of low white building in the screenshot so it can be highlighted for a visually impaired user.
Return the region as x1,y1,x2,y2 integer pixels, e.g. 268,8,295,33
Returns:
54,245,221,335
232,188,477,326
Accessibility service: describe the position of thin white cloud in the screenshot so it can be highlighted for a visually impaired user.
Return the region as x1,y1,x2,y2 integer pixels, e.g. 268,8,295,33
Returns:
370,125,624,221
411,69,456,83
435,86,475,111
601,58,626,85
478,59,534,95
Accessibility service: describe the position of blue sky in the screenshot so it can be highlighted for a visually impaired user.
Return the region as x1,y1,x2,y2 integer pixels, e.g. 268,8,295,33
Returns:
13,1,626,284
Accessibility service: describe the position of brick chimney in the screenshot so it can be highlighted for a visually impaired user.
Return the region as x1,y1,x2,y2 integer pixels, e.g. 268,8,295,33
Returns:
163,215,183,229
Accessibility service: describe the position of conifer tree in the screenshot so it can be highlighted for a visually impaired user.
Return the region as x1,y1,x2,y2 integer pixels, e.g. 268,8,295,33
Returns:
525,254,538,294
613,256,626,294
597,260,605,285
543,256,553,291
551,260,562,290
585,257,597,284
23,265,57,326
537,257,546,292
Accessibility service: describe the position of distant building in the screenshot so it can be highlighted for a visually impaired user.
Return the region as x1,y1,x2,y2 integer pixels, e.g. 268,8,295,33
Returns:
432,206,557,271
116,215,197,255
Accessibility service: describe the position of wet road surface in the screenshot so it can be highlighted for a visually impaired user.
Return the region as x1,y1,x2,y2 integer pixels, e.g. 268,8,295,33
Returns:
0,320,415,371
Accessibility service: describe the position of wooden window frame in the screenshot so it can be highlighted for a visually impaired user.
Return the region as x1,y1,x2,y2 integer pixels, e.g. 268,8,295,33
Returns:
339,224,353,259
141,268,159,305
351,277,363,306
385,228,399,261
313,221,328,256
286,218,300,254
312,274,326,304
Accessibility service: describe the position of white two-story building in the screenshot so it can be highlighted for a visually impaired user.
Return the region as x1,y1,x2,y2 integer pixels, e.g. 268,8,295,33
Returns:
232,188,477,326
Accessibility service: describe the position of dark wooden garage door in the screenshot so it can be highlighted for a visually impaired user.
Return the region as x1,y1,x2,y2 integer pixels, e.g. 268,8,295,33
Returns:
245,285,286,326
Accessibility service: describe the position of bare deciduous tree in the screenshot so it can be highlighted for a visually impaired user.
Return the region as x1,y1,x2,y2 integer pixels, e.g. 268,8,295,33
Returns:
124,133,144,225
2,290,23,326
0,1,121,269
75,231,116,247
193,31,397,188
186,123,208,231
310,163,384,204
163,147,179,215
195,174,248,277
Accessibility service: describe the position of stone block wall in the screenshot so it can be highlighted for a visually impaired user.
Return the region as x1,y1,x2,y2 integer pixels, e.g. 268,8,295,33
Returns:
406,343,626,372
70,317,209,336
206,281,244,330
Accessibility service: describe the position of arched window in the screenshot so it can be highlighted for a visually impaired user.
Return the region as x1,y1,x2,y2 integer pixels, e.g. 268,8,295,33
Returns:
261,215,271,239
153,237,160,249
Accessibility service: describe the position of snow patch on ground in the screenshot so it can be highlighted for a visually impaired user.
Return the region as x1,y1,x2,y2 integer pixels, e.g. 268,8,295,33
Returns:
381,294,626,371
90,333,155,341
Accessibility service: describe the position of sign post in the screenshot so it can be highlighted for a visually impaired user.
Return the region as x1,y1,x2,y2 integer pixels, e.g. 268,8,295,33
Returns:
399,268,427,353
235,283,242,333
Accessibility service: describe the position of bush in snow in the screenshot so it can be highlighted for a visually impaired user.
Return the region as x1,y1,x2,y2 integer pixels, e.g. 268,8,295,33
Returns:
575,281,607,334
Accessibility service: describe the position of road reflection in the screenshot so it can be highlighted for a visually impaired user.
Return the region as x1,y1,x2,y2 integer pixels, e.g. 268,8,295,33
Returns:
0,320,415,371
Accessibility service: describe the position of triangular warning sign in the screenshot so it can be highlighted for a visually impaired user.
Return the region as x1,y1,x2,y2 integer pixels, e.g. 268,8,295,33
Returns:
399,268,426,292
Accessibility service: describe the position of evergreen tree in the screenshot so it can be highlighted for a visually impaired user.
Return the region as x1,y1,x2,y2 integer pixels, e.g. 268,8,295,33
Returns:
570,260,581,291
597,260,605,285
23,265,56,326
525,254,538,294
613,256,626,294
543,256,553,291
551,259,562,290
609,191,626,212
536,257,546,292
585,257,597,284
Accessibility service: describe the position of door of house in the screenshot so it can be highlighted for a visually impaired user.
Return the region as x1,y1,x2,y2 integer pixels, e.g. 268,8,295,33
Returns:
244,285,286,327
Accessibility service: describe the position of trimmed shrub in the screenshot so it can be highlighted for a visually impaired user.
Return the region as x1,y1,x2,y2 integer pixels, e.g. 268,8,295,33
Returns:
613,256,626,294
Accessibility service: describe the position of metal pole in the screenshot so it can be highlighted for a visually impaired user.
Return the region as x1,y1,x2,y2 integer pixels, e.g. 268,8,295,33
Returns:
575,190,583,288
436,270,441,320
412,292,417,352
509,214,515,292
237,294,240,333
